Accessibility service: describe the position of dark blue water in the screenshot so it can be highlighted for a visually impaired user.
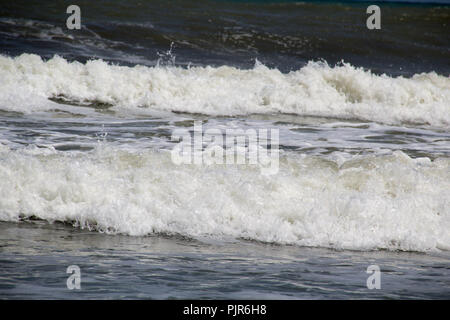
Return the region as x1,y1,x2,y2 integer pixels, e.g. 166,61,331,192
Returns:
1,0,449,75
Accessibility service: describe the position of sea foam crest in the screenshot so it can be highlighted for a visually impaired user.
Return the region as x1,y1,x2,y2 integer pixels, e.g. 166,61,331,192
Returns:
0,145,449,252
0,54,449,126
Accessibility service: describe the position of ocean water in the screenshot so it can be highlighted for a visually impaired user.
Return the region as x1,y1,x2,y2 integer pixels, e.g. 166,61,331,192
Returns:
0,0,449,299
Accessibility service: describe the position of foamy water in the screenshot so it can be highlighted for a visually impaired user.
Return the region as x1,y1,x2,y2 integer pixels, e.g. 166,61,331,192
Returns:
1,54,449,126
0,53,449,253
1,144,448,252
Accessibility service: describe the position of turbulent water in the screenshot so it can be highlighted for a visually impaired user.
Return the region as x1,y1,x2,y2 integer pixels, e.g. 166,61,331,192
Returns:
0,0,449,299
1,54,450,126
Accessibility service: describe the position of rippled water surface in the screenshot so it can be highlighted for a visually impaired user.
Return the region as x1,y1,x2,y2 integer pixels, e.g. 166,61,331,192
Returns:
1,222,449,299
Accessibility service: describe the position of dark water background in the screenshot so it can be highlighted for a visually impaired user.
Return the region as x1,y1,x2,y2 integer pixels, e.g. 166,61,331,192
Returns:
1,0,449,75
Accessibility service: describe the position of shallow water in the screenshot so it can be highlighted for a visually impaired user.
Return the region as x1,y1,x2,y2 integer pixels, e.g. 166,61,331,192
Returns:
1,222,449,299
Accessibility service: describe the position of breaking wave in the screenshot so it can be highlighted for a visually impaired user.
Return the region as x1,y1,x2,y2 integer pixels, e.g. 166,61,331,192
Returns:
0,144,449,252
1,54,449,126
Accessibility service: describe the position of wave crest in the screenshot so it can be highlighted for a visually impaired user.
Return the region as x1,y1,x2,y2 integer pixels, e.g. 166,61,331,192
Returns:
0,54,449,126
0,145,449,252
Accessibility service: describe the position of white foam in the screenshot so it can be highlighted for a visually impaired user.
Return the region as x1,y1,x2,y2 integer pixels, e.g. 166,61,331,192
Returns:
1,54,449,126
0,145,448,252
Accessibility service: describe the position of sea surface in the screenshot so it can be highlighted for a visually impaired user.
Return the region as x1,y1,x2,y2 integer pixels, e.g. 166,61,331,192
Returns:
0,0,449,299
